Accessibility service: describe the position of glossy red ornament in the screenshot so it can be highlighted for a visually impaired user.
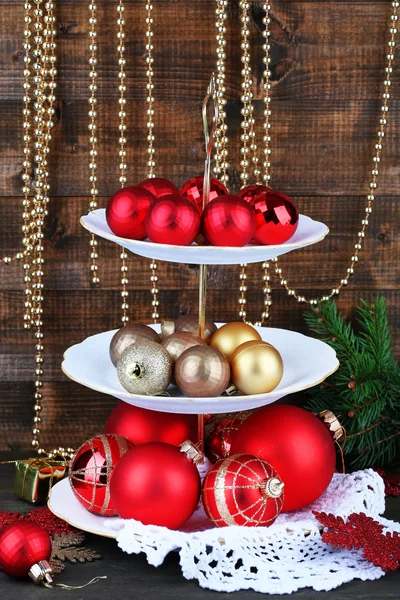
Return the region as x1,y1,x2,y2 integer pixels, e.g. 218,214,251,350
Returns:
202,454,284,527
105,402,198,447
145,193,201,246
69,433,132,517
250,191,299,245
110,441,201,529
202,195,256,247
138,177,179,198
106,186,155,239
180,176,228,213
0,521,52,579
205,413,250,463
237,184,271,204
231,405,336,512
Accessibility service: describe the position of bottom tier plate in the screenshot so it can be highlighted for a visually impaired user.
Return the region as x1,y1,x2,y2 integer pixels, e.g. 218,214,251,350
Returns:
61,324,338,414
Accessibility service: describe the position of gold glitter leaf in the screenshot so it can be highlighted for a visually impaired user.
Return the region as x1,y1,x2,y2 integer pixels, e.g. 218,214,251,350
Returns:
51,531,102,566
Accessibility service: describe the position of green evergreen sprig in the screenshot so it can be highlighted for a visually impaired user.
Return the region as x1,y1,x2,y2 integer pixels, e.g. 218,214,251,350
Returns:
305,297,400,469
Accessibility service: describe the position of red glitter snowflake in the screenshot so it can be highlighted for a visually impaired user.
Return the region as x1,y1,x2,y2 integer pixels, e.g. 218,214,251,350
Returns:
374,469,400,497
0,507,74,538
314,511,400,572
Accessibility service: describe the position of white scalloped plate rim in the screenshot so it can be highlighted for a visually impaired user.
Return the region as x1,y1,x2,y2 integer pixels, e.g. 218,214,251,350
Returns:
61,324,339,414
80,209,329,265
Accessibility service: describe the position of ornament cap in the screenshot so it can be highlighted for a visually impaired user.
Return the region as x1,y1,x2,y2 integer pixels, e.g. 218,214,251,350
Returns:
317,409,345,442
161,319,176,338
29,560,53,585
260,476,284,499
180,440,203,464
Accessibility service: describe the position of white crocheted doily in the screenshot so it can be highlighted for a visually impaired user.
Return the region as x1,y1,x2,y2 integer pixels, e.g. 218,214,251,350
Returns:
104,468,400,594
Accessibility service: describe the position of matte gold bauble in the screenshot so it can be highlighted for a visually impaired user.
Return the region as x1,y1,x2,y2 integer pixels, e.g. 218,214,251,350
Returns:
230,340,283,395
110,324,160,367
175,314,217,344
175,346,230,398
210,322,261,361
161,332,207,384
117,339,172,395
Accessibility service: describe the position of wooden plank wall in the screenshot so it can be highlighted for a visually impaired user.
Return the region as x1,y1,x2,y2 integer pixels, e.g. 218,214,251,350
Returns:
0,0,398,451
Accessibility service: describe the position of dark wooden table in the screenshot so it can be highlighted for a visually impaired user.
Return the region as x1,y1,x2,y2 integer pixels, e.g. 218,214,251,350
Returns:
0,454,399,599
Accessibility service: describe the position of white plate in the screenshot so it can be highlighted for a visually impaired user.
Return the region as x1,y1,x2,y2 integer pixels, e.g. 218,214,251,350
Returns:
61,324,338,415
80,209,329,265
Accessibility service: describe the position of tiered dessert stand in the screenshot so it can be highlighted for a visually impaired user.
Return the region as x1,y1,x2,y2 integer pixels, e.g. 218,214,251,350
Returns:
49,77,339,538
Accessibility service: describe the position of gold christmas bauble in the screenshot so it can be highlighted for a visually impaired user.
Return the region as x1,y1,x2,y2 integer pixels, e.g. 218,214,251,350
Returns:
210,322,261,361
230,340,283,395
175,314,217,344
175,346,230,398
117,339,173,396
161,332,207,383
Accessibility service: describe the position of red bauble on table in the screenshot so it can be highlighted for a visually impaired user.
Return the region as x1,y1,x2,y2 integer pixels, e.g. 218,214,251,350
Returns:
180,176,228,213
202,454,284,527
231,405,336,512
105,186,155,239
105,402,198,447
0,521,52,580
110,441,201,529
202,195,256,247
138,177,179,198
69,433,132,517
237,184,271,204
250,191,299,245
205,413,250,463
145,193,201,245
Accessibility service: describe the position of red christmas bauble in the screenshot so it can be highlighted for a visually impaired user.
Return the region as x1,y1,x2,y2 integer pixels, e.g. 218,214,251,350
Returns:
205,412,250,463
69,433,132,516
180,176,228,213
0,521,52,579
202,195,256,247
231,405,336,512
202,454,284,527
105,402,198,447
106,186,155,239
110,441,201,529
145,194,201,245
237,184,271,204
250,191,299,245
138,177,179,198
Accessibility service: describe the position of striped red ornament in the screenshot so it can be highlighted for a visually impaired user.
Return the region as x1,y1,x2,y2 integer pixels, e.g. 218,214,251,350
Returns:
69,434,132,517
202,454,284,528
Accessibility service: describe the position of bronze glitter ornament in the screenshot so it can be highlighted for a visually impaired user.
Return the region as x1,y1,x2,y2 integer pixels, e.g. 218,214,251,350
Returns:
175,346,230,398
110,324,160,367
230,340,283,395
175,314,217,344
117,339,172,396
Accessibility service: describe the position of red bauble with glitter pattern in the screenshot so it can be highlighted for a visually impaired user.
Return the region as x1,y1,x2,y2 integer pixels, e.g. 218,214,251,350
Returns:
110,442,201,529
106,186,155,239
69,434,132,517
145,193,201,246
180,176,228,213
205,413,250,463
138,177,179,198
202,454,284,528
231,405,336,512
250,191,299,245
105,402,198,447
237,184,271,204
202,195,256,247
0,521,52,578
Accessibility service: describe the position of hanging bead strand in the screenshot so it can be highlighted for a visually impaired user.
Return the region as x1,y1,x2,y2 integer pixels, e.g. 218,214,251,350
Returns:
87,1,100,286
214,0,229,187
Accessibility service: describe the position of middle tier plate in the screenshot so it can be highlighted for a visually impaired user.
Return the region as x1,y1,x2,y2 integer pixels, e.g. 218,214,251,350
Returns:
62,324,338,414
80,209,329,265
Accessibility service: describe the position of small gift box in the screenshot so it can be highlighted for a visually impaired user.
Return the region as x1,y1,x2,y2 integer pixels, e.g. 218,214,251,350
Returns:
13,458,68,504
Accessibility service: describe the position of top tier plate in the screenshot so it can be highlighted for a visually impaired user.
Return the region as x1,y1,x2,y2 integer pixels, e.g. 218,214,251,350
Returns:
81,209,329,265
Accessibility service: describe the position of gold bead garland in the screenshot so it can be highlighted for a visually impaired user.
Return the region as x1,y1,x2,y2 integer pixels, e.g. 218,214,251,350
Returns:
212,1,398,320
214,0,230,186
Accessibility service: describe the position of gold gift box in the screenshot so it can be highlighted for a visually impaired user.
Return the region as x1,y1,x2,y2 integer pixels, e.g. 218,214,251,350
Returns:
13,458,68,504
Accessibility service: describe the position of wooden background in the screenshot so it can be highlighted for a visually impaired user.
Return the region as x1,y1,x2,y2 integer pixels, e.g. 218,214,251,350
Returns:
0,0,398,452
